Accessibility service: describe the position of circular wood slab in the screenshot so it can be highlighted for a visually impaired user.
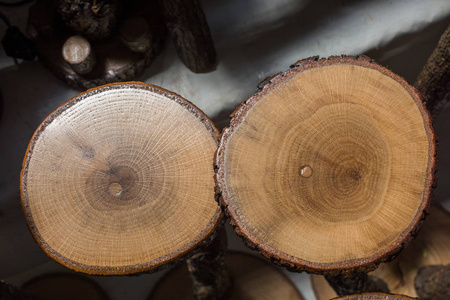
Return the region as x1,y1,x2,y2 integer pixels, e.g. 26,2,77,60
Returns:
21,82,222,275
149,251,304,300
22,273,108,300
215,55,437,275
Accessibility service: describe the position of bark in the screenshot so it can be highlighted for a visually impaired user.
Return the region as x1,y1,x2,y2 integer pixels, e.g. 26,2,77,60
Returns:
415,24,450,117
325,273,390,297
414,264,450,300
158,0,216,73
55,0,119,40
186,225,232,300
0,281,41,300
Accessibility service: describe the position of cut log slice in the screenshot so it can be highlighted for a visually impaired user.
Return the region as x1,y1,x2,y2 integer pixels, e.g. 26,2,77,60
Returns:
20,82,222,275
22,273,108,300
332,293,418,300
311,205,450,300
148,251,304,300
215,56,437,275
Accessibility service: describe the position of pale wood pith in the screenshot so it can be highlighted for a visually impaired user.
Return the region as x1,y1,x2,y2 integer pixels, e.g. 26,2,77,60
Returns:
216,56,436,274
21,82,222,275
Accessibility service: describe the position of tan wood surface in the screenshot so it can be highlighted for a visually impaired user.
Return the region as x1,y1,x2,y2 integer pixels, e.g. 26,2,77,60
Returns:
216,56,436,274
21,82,222,275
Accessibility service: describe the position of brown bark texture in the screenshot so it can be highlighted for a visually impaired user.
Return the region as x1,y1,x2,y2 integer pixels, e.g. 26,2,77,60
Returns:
414,264,450,300
55,0,119,40
415,24,450,117
159,0,216,73
325,273,390,297
0,281,41,300
186,225,232,300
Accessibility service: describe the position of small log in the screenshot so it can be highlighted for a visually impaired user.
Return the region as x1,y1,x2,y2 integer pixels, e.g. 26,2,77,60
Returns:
20,82,222,275
414,264,450,300
186,226,231,300
415,24,450,117
119,17,152,53
325,273,389,297
62,35,96,75
149,251,304,300
158,0,216,73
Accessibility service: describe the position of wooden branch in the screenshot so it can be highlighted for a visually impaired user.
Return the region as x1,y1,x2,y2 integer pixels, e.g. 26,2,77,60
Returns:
158,0,216,73
149,251,304,299
414,264,450,300
62,35,96,75
186,225,232,300
215,55,436,275
20,82,222,275
325,273,389,297
415,24,450,117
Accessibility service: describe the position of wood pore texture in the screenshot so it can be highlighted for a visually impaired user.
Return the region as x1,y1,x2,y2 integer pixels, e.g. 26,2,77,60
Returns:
216,56,436,274
20,82,222,275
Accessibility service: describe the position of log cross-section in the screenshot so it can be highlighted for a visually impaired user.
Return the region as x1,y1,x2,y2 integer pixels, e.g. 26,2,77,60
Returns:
20,82,222,275
215,55,437,275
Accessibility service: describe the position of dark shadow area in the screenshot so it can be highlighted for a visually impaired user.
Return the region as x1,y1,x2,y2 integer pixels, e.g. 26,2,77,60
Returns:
365,17,450,84
209,0,366,75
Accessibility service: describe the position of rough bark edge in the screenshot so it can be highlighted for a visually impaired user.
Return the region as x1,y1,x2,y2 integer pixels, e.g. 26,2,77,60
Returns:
214,55,438,276
331,292,419,300
22,272,109,300
415,24,450,117
20,81,223,275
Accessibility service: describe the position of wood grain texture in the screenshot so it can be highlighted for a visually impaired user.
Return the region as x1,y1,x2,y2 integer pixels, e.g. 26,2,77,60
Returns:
215,55,437,275
149,251,304,300
20,82,222,275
